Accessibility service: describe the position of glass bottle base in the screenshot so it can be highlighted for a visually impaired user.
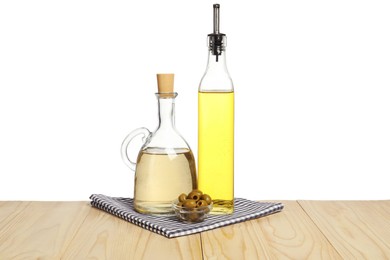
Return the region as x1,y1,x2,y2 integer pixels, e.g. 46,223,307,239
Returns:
134,201,175,216
210,200,234,215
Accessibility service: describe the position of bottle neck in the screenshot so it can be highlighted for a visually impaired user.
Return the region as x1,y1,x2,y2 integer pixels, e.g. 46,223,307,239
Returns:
206,49,228,72
156,94,176,130
199,45,233,92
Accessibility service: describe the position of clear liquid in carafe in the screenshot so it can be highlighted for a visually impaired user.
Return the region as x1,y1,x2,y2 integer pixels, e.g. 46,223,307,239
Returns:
133,147,197,215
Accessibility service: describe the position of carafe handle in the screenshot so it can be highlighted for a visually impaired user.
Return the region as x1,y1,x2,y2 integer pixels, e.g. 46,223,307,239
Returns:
121,127,151,172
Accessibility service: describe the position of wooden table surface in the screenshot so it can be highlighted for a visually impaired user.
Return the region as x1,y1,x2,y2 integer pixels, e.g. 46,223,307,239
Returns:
0,200,389,259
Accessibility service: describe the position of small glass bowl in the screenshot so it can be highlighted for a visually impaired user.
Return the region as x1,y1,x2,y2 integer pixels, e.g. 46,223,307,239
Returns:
172,200,213,223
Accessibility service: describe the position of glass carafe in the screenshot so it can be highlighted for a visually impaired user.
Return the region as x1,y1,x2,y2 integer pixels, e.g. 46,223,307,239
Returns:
121,88,197,215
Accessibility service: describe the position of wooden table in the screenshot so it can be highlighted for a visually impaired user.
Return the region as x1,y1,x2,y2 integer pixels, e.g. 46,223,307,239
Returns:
0,200,389,259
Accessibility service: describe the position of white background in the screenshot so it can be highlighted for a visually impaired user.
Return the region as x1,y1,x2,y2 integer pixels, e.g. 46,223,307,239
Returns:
1,0,389,200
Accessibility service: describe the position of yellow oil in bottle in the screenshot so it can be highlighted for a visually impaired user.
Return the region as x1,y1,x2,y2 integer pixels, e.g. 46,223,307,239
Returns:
198,91,234,214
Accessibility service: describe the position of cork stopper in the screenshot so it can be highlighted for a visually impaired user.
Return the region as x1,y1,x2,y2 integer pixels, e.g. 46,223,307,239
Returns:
157,74,175,98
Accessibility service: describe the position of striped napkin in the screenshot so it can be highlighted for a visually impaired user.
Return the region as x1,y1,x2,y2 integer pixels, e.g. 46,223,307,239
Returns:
90,194,284,239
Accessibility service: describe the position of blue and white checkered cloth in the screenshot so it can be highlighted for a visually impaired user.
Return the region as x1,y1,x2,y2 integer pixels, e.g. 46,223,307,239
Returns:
90,194,284,238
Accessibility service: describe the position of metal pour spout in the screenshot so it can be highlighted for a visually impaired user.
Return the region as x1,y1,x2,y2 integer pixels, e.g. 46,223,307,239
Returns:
213,4,220,34
208,4,226,62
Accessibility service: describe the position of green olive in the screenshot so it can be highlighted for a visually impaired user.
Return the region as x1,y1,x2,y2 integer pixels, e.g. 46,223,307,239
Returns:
187,190,203,201
182,199,197,209
178,193,187,202
186,212,201,222
200,194,212,205
197,200,208,207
